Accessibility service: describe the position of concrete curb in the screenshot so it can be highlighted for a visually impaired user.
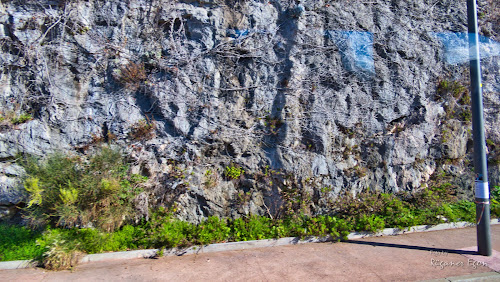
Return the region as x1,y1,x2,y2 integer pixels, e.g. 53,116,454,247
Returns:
1,219,499,270
347,220,485,239
79,249,159,263
0,260,37,270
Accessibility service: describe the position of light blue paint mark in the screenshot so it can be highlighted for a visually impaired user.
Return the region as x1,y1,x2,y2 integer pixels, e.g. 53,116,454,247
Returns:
229,29,268,39
233,29,250,38
228,29,268,45
327,31,375,76
433,32,500,65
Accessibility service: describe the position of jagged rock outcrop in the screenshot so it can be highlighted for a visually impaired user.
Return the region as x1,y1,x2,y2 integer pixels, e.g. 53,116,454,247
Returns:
0,0,499,222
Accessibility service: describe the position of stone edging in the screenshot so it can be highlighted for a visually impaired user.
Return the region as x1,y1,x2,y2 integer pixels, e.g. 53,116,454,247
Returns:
1,219,499,270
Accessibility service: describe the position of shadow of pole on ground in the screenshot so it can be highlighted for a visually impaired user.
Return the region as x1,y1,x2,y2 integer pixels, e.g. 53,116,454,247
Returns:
345,240,478,255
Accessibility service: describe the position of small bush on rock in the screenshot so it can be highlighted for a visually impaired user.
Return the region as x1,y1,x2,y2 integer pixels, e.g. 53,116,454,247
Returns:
129,119,156,141
11,112,33,125
114,61,146,90
224,165,244,180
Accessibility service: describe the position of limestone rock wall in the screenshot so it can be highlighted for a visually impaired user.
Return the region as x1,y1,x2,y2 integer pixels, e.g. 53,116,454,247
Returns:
0,0,499,222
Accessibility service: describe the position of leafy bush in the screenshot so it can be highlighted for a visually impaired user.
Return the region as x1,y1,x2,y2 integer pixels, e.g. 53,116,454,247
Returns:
302,215,336,237
71,228,108,253
20,147,145,232
152,219,194,248
224,165,244,180
332,190,407,223
110,225,140,250
280,215,309,237
326,217,353,240
408,184,456,210
355,214,385,232
138,207,194,248
277,215,352,239
196,216,231,245
230,216,274,241
73,225,140,253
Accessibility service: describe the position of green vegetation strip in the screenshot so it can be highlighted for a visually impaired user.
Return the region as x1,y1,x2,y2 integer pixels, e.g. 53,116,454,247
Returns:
2,187,500,267
2,148,500,270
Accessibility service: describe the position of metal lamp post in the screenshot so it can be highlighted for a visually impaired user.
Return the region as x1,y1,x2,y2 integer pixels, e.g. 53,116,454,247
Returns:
467,0,491,256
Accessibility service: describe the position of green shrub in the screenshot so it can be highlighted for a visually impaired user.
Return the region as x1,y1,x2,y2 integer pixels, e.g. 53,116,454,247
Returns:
138,207,194,248
110,225,140,251
20,147,145,232
328,217,352,241
381,196,419,228
277,215,352,240
332,190,404,222
231,216,273,241
304,215,335,237
407,184,456,210
355,214,385,232
73,228,108,253
243,215,274,240
155,220,194,248
74,225,140,253
331,184,469,229
196,216,231,245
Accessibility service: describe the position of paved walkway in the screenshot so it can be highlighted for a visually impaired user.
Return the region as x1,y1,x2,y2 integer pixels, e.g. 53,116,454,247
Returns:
1,225,500,281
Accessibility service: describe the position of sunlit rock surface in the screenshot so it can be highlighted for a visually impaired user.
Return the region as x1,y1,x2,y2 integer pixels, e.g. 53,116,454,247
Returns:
0,0,499,222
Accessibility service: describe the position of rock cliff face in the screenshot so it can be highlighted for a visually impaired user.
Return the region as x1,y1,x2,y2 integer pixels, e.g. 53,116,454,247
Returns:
1,0,499,222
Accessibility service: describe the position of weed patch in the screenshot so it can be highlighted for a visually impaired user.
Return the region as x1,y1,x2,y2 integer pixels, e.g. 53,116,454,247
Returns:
0,224,43,261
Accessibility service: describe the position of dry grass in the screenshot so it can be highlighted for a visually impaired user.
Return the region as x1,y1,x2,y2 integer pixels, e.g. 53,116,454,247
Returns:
115,61,146,90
